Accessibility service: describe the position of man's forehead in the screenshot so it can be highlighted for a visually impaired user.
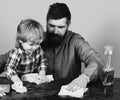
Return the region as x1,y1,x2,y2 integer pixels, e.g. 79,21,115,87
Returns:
48,18,67,26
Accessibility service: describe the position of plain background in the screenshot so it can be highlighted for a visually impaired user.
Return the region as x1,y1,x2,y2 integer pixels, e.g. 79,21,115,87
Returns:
0,0,119,77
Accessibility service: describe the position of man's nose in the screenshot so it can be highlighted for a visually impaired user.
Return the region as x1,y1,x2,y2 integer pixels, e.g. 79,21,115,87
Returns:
54,27,58,34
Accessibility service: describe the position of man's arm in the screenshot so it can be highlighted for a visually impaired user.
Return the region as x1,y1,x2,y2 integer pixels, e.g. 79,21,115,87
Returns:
75,34,105,81
66,34,105,91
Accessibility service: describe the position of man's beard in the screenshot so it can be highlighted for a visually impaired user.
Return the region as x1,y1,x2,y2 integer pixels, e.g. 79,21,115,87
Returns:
46,31,65,47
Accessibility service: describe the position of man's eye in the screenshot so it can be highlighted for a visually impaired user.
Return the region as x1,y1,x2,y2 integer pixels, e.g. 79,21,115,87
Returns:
48,24,55,28
58,26,65,29
50,25,54,28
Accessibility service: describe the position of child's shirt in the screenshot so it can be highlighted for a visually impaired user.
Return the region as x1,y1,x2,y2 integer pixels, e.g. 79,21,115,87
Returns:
6,45,47,78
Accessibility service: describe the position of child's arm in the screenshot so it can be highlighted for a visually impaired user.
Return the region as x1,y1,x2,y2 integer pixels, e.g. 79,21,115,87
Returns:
36,48,49,83
5,49,21,82
38,56,48,83
5,49,27,93
6,68,22,84
39,64,47,76
7,66,27,93
37,47,47,76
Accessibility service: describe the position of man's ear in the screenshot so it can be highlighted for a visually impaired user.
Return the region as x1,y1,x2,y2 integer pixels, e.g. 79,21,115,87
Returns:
67,21,71,28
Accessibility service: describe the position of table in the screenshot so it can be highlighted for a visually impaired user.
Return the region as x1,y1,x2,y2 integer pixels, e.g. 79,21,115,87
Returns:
0,77,120,100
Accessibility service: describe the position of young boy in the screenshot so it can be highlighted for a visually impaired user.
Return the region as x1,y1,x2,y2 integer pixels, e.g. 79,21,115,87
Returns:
5,18,48,93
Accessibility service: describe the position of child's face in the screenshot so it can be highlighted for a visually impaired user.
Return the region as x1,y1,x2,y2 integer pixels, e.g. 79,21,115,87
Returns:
19,40,41,54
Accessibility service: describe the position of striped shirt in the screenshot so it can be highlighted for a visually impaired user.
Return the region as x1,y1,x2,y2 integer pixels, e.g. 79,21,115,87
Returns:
6,46,47,78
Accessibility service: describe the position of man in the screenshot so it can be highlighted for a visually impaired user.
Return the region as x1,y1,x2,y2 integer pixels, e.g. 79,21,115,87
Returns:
41,2,104,91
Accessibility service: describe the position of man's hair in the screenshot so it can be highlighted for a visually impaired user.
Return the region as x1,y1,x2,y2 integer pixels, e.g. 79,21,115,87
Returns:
47,2,71,24
16,18,44,46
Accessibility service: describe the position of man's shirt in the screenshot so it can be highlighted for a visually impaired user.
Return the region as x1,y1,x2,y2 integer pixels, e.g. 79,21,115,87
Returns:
42,31,104,81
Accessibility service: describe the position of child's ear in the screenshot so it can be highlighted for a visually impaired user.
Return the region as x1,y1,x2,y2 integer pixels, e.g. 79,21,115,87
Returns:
35,39,43,44
39,39,43,44
19,40,23,43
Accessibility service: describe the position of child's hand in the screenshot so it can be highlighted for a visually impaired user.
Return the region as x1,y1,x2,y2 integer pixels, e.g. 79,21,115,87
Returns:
36,69,49,84
0,86,6,97
12,81,27,93
0,92,6,97
36,75,49,84
39,70,46,76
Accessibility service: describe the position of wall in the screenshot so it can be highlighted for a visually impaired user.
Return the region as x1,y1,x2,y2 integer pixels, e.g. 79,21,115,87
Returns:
0,0,120,77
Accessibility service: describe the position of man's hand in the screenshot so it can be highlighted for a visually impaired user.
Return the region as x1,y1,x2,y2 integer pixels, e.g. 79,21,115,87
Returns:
66,74,90,92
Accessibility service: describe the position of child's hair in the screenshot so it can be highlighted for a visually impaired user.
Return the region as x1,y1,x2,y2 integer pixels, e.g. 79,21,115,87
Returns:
16,18,44,47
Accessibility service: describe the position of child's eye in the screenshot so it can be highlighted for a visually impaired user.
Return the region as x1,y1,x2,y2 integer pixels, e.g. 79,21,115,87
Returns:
30,44,34,46
29,43,40,46
29,43,34,46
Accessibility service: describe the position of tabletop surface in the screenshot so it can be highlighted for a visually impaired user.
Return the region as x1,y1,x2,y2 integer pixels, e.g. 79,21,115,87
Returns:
0,77,120,100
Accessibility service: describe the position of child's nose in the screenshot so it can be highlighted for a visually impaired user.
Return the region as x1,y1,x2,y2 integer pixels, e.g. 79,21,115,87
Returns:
33,45,39,50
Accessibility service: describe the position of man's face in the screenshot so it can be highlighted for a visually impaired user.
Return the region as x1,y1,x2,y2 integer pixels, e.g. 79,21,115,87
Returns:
46,18,69,46
47,17,68,36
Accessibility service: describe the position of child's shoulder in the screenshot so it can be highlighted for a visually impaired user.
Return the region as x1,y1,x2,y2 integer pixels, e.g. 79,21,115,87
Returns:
9,47,21,56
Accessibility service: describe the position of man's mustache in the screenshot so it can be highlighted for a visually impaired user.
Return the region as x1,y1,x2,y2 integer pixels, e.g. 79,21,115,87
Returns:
47,32,63,39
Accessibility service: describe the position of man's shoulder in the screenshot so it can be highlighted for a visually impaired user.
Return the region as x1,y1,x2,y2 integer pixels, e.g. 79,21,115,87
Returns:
68,30,84,40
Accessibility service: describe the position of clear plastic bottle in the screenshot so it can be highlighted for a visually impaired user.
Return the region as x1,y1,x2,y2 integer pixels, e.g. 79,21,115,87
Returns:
102,45,114,86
